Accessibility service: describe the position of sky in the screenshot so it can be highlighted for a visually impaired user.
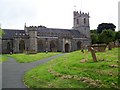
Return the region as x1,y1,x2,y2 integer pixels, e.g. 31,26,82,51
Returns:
118,1,120,31
0,0,119,31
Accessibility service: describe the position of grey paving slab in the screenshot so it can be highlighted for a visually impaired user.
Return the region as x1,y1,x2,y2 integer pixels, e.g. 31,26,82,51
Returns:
2,53,64,88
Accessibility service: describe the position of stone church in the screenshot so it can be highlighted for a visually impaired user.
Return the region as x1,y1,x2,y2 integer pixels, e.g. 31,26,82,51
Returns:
2,10,91,54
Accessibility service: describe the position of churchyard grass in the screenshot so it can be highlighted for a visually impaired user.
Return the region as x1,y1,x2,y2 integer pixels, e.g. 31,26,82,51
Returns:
7,52,60,63
0,55,8,62
24,48,119,89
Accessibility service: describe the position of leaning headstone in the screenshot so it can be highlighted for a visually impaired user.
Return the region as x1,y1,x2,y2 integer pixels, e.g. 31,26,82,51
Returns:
90,47,97,62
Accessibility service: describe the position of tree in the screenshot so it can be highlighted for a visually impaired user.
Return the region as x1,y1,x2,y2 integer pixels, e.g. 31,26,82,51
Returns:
90,29,97,34
115,31,120,45
115,31,120,40
98,29,115,50
98,34,104,44
97,23,116,33
91,33,98,44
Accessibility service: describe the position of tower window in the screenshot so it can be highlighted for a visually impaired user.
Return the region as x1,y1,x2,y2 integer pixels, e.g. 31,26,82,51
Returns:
77,19,79,24
84,18,86,24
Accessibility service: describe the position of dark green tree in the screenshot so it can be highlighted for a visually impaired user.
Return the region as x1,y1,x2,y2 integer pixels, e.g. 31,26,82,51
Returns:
97,23,116,33
90,29,97,34
98,29,115,50
91,33,98,44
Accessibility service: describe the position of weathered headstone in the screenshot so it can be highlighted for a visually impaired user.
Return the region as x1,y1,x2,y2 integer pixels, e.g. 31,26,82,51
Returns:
90,47,97,62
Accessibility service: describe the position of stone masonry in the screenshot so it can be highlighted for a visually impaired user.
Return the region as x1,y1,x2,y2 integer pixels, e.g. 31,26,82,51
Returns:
2,10,91,53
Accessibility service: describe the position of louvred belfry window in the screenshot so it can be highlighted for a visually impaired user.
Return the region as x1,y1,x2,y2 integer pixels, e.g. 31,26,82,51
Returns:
84,18,86,24
77,19,79,24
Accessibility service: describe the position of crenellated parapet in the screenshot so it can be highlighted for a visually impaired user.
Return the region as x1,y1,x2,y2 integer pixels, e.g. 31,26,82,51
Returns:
26,25,46,31
26,26,38,31
73,11,89,18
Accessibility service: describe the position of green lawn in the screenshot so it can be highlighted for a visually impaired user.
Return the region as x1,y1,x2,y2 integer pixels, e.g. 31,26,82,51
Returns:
24,48,119,89
0,55,8,62
8,52,60,63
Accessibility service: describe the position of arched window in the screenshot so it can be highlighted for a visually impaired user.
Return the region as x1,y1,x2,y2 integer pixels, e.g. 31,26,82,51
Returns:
84,18,86,24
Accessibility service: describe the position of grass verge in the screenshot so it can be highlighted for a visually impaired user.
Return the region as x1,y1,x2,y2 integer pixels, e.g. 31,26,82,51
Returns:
7,52,60,63
24,48,119,89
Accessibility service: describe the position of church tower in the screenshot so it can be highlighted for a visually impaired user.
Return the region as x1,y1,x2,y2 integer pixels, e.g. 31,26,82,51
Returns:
27,26,38,53
73,11,90,38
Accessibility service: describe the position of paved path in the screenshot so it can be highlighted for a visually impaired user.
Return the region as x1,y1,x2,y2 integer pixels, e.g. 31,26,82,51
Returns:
2,54,64,88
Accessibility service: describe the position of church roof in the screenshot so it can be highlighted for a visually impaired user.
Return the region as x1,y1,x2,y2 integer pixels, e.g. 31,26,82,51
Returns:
2,29,25,39
37,28,85,38
2,28,85,39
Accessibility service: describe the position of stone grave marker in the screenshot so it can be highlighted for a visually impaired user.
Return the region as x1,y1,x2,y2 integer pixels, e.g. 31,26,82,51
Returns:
90,47,97,62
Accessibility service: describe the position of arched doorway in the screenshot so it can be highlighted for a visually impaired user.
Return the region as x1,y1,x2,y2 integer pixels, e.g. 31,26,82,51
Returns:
37,40,43,52
7,42,11,53
50,41,57,52
19,40,25,53
65,43,69,52
77,41,81,50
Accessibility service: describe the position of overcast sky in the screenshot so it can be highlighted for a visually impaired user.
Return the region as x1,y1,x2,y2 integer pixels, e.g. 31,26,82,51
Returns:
118,1,120,31
0,0,119,31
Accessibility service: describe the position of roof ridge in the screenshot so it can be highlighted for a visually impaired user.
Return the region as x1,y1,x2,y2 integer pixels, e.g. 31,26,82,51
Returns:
3,29,24,31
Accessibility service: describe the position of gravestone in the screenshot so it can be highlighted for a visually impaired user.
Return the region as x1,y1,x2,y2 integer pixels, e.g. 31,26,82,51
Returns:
90,47,97,62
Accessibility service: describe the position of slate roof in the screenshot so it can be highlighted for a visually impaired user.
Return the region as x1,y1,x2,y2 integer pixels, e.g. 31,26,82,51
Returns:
2,29,25,39
37,28,85,38
2,28,85,39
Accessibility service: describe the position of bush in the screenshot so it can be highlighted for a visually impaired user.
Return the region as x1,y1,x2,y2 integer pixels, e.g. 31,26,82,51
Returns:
91,33,98,44
98,29,115,44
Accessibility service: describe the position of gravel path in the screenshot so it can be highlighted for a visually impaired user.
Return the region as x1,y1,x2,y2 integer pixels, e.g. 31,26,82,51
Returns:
2,53,64,88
